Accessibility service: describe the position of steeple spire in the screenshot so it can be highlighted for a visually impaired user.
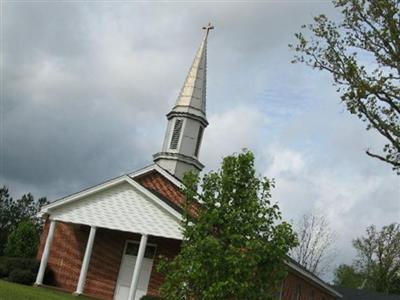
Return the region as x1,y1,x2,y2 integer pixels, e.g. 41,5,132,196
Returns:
171,23,213,120
153,24,214,180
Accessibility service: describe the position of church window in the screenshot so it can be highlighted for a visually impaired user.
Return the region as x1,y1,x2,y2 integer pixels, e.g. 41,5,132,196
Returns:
170,119,183,150
194,126,204,157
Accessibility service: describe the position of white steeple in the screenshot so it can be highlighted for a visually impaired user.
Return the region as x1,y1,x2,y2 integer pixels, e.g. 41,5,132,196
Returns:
153,23,214,180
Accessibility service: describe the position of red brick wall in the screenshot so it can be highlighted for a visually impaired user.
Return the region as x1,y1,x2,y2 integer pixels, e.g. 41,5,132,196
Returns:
37,220,87,291
282,271,337,300
136,170,200,217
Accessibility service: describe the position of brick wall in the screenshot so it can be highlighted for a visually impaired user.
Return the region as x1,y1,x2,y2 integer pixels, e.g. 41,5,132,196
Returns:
136,170,200,217
282,271,337,300
37,220,87,291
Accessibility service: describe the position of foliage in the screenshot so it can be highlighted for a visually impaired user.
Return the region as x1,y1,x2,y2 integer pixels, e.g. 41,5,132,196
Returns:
5,220,40,258
140,296,163,300
159,150,298,300
291,213,336,276
3,257,40,275
290,0,400,172
8,269,36,285
353,223,400,293
0,257,54,285
333,264,364,289
0,186,48,255
333,223,400,294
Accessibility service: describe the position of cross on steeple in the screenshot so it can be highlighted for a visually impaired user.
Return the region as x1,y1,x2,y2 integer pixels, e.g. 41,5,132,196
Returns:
202,22,214,37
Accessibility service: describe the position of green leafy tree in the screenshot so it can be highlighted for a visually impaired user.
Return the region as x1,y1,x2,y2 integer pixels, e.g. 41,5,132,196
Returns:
159,151,298,300
5,220,40,258
353,223,400,293
291,0,400,172
0,186,48,255
333,223,400,294
333,264,364,289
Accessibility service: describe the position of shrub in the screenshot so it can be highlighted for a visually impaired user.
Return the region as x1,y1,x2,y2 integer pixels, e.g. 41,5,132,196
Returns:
8,269,36,285
140,296,163,300
5,257,39,274
0,263,7,278
5,220,39,258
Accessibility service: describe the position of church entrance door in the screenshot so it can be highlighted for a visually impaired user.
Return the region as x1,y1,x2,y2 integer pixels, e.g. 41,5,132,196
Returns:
114,240,156,300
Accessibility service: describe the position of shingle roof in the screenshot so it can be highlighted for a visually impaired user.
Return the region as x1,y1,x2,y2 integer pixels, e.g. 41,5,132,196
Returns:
336,287,400,300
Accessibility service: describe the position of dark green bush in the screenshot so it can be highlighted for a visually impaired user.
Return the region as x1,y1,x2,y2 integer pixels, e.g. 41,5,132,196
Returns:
5,220,39,258
0,256,54,284
140,296,163,300
0,264,7,278
5,257,39,274
8,269,36,285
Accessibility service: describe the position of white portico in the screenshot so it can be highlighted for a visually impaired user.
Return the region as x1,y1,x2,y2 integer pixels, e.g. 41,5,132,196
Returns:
36,174,183,300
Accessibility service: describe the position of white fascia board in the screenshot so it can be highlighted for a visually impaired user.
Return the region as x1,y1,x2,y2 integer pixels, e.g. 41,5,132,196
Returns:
40,175,182,222
129,164,184,190
40,175,128,214
285,261,342,298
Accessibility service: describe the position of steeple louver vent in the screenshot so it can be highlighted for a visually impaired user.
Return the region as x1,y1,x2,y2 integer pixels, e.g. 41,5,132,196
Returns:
194,126,204,157
170,119,183,149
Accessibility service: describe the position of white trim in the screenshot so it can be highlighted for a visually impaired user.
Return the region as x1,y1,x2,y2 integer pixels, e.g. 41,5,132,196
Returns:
129,164,184,189
76,226,97,294
40,175,182,222
35,220,57,285
285,260,342,298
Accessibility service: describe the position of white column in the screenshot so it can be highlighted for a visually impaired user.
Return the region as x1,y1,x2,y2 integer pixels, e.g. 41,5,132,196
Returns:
128,234,148,300
75,226,97,295
35,219,57,285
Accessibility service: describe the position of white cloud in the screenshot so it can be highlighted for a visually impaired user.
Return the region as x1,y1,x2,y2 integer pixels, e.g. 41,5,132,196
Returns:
2,1,399,282
201,106,267,171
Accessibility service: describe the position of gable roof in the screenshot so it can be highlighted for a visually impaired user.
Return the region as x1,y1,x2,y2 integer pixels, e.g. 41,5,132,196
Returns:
336,287,400,300
41,175,182,239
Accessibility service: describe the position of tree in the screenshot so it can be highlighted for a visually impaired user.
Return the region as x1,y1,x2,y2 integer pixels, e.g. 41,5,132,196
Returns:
333,264,364,289
5,220,40,258
159,151,298,300
352,223,400,293
0,186,48,255
291,213,336,276
290,0,400,172
333,223,400,294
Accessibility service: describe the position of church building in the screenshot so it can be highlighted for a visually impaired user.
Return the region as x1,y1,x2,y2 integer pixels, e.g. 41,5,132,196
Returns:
35,24,342,300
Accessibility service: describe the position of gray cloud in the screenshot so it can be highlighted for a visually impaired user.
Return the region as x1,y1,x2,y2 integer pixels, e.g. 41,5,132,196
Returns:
2,1,398,281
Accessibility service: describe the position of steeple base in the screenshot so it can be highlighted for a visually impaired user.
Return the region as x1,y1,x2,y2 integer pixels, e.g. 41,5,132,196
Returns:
153,152,204,181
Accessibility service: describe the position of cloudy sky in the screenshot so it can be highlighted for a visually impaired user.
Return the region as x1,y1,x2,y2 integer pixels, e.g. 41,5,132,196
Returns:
1,1,399,280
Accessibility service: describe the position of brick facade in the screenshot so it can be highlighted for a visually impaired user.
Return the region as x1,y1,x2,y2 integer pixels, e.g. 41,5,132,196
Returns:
135,170,201,217
282,272,337,300
37,169,339,299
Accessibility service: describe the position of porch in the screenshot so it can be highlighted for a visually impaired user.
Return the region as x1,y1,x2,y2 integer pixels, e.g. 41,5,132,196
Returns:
36,221,181,300
35,176,184,300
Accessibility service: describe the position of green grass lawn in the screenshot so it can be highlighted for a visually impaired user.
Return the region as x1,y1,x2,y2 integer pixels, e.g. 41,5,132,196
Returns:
0,280,96,300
